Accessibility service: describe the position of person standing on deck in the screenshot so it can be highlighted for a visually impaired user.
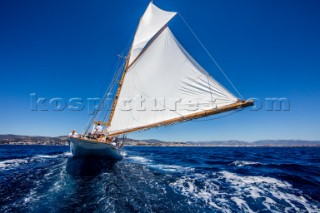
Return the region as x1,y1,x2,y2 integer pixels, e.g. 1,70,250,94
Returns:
94,122,103,134
69,130,79,138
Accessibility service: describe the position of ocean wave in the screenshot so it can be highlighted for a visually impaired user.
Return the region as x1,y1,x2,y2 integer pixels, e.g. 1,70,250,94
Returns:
170,171,320,212
0,159,29,169
126,155,194,173
0,152,70,170
22,160,69,208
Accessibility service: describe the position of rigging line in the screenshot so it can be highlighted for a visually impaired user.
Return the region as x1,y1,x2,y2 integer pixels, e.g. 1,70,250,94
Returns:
83,57,125,134
93,58,121,115
96,58,123,121
96,59,125,124
99,55,118,98
102,61,126,122
178,13,244,100
93,56,122,120
104,64,125,113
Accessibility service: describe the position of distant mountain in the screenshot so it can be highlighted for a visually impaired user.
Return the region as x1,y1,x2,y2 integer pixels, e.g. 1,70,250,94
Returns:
0,134,319,146
253,140,320,146
185,140,320,146
0,134,67,146
127,138,164,143
126,138,320,146
186,140,249,145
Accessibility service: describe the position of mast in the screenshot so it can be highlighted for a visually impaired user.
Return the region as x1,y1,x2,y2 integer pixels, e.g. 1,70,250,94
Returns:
106,56,130,127
108,100,253,137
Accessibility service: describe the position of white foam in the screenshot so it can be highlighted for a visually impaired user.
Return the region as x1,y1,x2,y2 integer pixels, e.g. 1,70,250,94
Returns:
127,156,151,164
127,155,194,174
63,152,72,157
149,164,195,173
0,159,29,169
34,152,71,159
34,154,59,159
170,171,320,212
219,171,290,187
230,160,262,167
120,151,127,157
231,197,255,213
221,171,319,212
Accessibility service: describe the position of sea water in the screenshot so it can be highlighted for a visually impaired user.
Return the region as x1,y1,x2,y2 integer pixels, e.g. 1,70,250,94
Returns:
0,145,319,212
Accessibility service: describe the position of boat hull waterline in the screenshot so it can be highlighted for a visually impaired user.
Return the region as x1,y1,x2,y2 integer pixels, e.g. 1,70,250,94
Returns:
69,138,122,160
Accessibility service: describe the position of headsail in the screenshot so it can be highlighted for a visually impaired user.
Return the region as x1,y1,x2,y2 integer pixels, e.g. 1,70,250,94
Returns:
106,2,253,136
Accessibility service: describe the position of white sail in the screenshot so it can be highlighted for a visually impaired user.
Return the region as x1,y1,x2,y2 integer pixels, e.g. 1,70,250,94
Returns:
108,27,238,135
129,2,176,65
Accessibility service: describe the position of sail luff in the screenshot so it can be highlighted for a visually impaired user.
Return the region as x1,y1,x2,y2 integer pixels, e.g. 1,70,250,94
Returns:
108,100,253,137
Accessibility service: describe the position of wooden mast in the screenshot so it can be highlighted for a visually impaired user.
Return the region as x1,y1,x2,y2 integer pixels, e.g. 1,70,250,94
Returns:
106,25,169,127
108,100,253,137
106,57,130,127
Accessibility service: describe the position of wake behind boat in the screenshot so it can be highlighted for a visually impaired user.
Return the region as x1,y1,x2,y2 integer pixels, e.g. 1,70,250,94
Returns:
69,2,253,159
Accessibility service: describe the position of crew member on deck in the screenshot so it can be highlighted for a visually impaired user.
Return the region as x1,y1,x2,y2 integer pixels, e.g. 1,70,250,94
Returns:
94,122,103,134
69,130,79,138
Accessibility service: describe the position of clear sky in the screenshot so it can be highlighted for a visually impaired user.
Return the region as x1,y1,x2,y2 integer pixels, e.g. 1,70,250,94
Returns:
0,0,319,141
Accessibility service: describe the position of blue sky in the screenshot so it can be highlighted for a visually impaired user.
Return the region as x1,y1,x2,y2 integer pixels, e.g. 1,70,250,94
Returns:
0,0,319,141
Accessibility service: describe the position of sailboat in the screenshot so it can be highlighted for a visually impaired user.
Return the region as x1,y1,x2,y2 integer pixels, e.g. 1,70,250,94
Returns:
69,2,253,159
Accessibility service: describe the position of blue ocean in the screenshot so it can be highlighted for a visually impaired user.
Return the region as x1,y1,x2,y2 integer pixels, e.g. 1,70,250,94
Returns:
0,145,319,212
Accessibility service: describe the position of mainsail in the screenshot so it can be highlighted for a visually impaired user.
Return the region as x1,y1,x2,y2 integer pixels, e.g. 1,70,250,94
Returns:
106,2,252,136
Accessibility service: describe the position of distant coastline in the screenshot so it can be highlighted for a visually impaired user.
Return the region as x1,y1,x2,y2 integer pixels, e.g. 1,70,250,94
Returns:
0,134,319,147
